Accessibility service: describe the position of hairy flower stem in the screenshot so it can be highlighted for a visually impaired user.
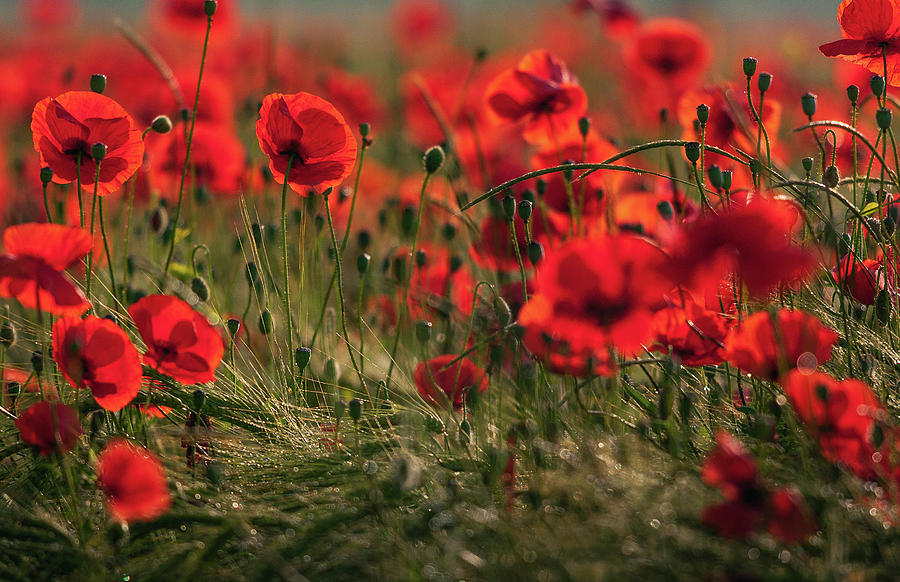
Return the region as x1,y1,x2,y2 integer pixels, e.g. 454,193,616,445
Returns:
98,197,117,302
41,182,53,224
325,194,369,401
85,162,102,305
162,12,213,280
385,172,432,391
281,154,296,381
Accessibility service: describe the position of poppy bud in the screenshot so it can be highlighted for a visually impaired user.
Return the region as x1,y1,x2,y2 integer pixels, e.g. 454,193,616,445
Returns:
251,223,265,246
801,157,814,174
656,200,674,221
707,164,723,189
521,189,535,204
847,84,860,104
193,389,206,411
578,116,591,138
885,216,896,237
314,214,325,232
91,142,107,162
400,206,416,237
415,320,432,343
449,255,463,273
518,200,533,221
536,178,546,196
696,103,710,125
659,108,668,125
527,241,544,266
151,115,173,134
423,145,445,175
324,357,341,384
721,170,733,191
877,107,893,130
226,317,241,338
359,123,370,138
294,347,311,373
349,398,363,421
357,230,371,249
867,217,882,239
90,73,107,94
871,75,886,98
684,141,701,164
31,350,43,374
876,288,891,324
191,277,210,302
392,255,406,283
801,93,817,118
757,72,772,93
441,222,457,241
40,166,53,185
494,296,512,327
415,249,427,267
245,262,263,293
742,57,757,77
258,309,274,335
459,419,472,445
823,165,840,189
502,195,516,220
357,252,370,275
0,321,16,348
204,0,217,17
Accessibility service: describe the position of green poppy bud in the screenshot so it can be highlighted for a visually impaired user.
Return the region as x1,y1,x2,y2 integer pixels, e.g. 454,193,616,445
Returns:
333,399,347,421
31,350,43,374
876,288,891,324
521,189,535,204
801,157,814,174
877,107,893,130
847,84,860,104
502,195,516,220
191,277,210,302
0,321,16,348
656,200,674,221
193,389,206,411
441,222,457,241
294,347,311,373
415,249,427,267
91,142,107,162
823,165,840,189
707,164,723,189
684,141,701,163
578,116,591,137
423,145,445,175
517,200,533,222
696,103,710,125
226,317,241,338
258,309,274,335
357,230,371,249
90,73,107,94
527,241,544,266
349,398,363,421
357,252,370,275
801,92,817,118
871,75,886,98
449,255,463,273
415,320,432,343
400,206,416,237
204,0,217,17
359,122,370,138
721,170,733,191
757,72,772,93
151,115,173,134
40,167,53,185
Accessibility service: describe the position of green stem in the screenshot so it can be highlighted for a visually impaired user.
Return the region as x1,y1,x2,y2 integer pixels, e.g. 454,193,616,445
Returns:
85,162,101,305
41,182,53,224
98,196,117,302
281,154,296,379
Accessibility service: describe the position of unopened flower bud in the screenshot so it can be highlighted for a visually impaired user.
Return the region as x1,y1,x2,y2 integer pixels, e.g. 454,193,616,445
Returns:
527,240,544,266
193,389,206,411
151,115,173,134
877,288,891,324
359,122,370,138
847,84,860,104
449,255,463,273
721,170,733,191
357,252,370,275
31,350,43,374
823,165,840,189
258,309,274,335
245,262,263,293
517,200,533,221
521,189,535,204
204,0,217,17
871,75,886,98
742,57,757,77
696,103,710,125
757,72,772,93
400,206,416,237
91,142,107,162
877,107,893,130
90,73,107,94
415,249,427,267
226,317,241,338
441,222,457,241
333,399,347,421
40,166,53,185
801,157,814,175
423,145,445,174
415,320,432,343
191,277,210,301
357,230,371,249
502,195,516,220
578,116,591,137
656,200,674,221
708,164,723,189
294,347,311,373
324,357,341,384
0,321,16,347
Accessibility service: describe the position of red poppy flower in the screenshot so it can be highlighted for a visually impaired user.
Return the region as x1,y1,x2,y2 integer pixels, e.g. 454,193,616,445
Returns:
519,235,670,361
0,223,91,316
484,50,588,144
701,431,759,500
319,69,387,131
52,315,143,412
96,439,171,523
15,400,82,456
819,0,900,85
129,294,225,385
782,370,886,480
137,403,174,418
650,299,729,367
701,499,763,539
146,121,245,198
31,91,144,196
624,18,710,96
725,310,838,381
413,354,488,409
255,92,358,196
391,0,456,58
833,254,882,305
667,197,817,297
152,0,237,36
471,207,553,273
765,488,817,544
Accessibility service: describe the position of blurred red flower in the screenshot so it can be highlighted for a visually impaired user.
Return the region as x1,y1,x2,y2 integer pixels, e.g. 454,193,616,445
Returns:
0,223,91,316
405,245,476,321
152,0,237,36
819,0,900,85
52,315,143,411
725,309,838,381
766,488,818,544
96,439,171,523
650,299,729,367
413,354,488,409
484,50,588,144
15,400,82,456
31,91,144,196
701,431,759,499
129,294,225,385
833,254,882,305
256,92,358,196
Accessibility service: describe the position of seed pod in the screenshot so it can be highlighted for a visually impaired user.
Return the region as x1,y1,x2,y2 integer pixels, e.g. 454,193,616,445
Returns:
742,57,758,77
357,252,371,275
40,167,54,185
578,116,591,137
258,309,274,335
459,419,472,445
877,107,893,130
757,72,772,93
359,122,370,138
193,389,206,411
91,142,107,162
847,84,860,104
823,165,840,189
226,318,241,338
801,92,818,118
801,157,814,174
696,103,710,125
294,347,311,373
517,200,533,222
415,320,433,343
349,398,363,421
502,195,516,220
707,164,723,189
721,170,733,191
151,115,173,134
876,288,891,324
684,141,701,163
90,73,107,94
871,75,886,98
204,0,217,17
527,241,544,266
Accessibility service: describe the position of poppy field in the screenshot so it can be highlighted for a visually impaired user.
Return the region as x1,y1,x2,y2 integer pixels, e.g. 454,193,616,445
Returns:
8,0,900,579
